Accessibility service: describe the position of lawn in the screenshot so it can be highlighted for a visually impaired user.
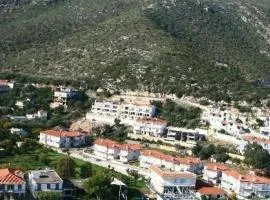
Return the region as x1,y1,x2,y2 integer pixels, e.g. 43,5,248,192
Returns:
0,147,150,199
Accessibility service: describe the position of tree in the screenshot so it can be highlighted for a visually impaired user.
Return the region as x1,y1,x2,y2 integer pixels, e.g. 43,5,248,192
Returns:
35,191,63,200
80,163,92,179
56,156,76,178
244,143,270,169
39,153,50,166
83,171,115,200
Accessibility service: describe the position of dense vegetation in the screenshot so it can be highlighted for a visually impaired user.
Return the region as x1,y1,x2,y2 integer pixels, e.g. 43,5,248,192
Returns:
152,99,202,128
0,0,270,102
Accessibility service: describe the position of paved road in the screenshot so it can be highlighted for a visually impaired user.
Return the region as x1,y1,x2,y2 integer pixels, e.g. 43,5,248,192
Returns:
54,148,150,178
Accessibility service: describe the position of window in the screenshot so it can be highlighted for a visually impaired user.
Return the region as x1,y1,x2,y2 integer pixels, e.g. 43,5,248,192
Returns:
55,183,59,190
7,185,14,190
47,184,51,190
37,184,41,191
18,184,22,190
0,185,4,190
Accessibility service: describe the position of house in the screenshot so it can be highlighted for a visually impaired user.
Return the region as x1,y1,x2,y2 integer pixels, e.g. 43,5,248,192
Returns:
9,128,28,137
166,127,205,143
51,86,78,107
93,138,121,160
26,110,48,120
28,169,63,194
140,150,201,173
119,143,141,163
149,165,196,199
39,129,86,148
0,168,26,198
120,102,156,120
203,163,229,185
15,101,24,109
174,157,202,174
221,170,270,198
133,117,167,137
196,187,225,199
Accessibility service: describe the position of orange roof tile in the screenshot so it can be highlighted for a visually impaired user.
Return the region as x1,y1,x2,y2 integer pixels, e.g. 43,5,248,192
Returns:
204,163,229,172
136,117,167,125
120,144,141,151
223,170,270,184
150,165,196,179
243,134,270,144
41,129,84,138
94,138,121,149
175,157,201,165
197,187,225,195
0,169,25,184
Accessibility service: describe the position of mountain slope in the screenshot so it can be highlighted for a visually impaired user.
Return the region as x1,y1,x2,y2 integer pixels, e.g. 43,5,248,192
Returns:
0,0,269,102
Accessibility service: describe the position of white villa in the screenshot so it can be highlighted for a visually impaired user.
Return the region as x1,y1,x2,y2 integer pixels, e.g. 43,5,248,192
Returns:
93,138,121,160
165,127,205,143
0,168,26,198
51,86,77,108
149,165,196,199
28,170,63,193
203,163,229,185
133,117,167,137
221,170,270,198
119,143,141,163
39,129,86,148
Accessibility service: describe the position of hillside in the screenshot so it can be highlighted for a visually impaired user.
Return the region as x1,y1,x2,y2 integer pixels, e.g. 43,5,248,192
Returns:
0,0,270,102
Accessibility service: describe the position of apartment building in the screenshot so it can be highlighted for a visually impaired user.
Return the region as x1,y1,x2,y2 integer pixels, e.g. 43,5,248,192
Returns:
221,170,270,198
119,144,141,163
0,168,26,199
86,100,157,124
28,170,63,194
93,138,121,160
150,165,196,200
39,129,86,148
174,157,202,174
133,117,167,137
165,127,205,143
50,86,78,108
203,163,229,185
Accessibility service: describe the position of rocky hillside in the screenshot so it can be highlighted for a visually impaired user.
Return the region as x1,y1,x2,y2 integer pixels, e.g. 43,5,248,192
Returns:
0,0,269,102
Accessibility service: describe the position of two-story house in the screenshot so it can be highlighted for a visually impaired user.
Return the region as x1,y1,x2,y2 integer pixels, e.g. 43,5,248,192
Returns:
93,138,121,160
119,143,141,163
203,163,229,185
0,168,26,199
221,170,270,198
39,129,86,148
28,169,63,196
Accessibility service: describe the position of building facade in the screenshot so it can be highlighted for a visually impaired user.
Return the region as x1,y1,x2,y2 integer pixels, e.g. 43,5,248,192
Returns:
150,165,196,199
221,170,270,198
93,138,121,160
133,117,167,137
166,127,205,143
39,129,86,148
119,144,141,163
203,163,229,185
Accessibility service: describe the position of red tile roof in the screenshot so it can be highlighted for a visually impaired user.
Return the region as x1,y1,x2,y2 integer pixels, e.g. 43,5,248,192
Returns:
0,169,25,184
223,170,270,184
204,163,229,172
120,144,141,151
197,187,225,195
94,138,121,149
243,134,270,144
136,117,167,125
41,129,84,138
141,150,200,165
150,165,196,179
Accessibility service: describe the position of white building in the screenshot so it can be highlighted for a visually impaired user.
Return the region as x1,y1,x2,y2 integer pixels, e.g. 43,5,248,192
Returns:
166,127,205,143
15,101,24,109
51,86,77,108
119,143,141,163
133,117,167,137
86,100,157,124
221,170,270,198
39,129,86,148
26,110,48,120
0,168,26,198
260,127,270,138
196,187,225,200
140,150,201,174
150,165,196,199
9,128,28,137
203,163,229,185
93,138,121,160
28,170,63,194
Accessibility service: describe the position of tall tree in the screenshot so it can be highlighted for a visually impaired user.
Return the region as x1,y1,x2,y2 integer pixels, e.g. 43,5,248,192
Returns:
56,156,76,178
